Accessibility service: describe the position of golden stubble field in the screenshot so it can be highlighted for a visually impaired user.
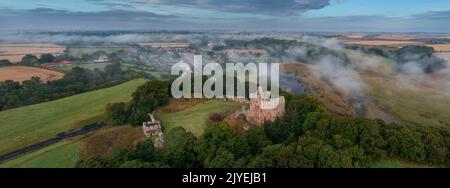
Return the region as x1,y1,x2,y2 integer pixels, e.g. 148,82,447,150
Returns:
340,34,450,52
0,66,64,82
0,43,65,62
427,44,450,52
342,40,423,46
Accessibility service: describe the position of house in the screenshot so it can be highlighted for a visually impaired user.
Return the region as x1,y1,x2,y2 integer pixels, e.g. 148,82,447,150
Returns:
142,113,162,137
94,54,109,63
142,112,165,148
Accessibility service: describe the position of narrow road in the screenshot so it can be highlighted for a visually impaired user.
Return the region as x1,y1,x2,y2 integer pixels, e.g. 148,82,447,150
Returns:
0,122,105,163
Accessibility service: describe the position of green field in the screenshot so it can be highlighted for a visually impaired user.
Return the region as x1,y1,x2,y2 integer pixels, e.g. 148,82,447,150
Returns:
55,62,168,79
55,62,110,72
365,77,450,128
66,46,136,57
156,100,242,137
0,140,81,168
0,78,147,155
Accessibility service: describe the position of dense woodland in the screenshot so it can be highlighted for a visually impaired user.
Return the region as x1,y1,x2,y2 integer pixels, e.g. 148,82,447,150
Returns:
78,81,450,168
0,62,141,110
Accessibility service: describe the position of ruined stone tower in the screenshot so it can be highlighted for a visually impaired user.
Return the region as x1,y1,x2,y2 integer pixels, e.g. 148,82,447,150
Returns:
245,87,285,126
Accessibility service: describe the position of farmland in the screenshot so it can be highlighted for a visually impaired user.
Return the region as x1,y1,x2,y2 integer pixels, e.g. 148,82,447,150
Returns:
0,78,147,155
342,40,423,46
66,46,136,57
54,62,111,72
427,44,450,52
0,43,65,62
0,140,81,168
0,66,64,82
156,99,242,137
0,125,144,168
55,62,169,79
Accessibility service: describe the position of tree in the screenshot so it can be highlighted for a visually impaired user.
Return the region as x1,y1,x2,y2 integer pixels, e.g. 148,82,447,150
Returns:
105,102,130,126
244,127,272,155
128,80,170,126
264,119,289,144
195,122,237,164
417,127,447,165
133,139,160,162
162,127,198,168
205,148,235,168
39,53,55,64
0,59,12,67
385,126,425,161
20,54,39,66
105,62,123,76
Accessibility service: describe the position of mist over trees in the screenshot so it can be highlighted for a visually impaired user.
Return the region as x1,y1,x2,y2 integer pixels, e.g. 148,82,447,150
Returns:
349,45,447,74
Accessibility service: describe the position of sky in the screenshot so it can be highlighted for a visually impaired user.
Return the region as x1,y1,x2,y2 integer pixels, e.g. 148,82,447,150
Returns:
1,0,450,32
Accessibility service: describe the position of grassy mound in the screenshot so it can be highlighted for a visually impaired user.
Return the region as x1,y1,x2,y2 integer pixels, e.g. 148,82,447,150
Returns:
156,99,242,137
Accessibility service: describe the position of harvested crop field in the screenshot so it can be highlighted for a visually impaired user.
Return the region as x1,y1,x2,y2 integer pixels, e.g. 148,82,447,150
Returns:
342,40,422,46
427,44,450,52
0,66,64,82
0,43,65,62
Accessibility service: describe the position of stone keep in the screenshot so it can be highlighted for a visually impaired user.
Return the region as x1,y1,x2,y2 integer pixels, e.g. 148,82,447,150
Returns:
245,87,285,126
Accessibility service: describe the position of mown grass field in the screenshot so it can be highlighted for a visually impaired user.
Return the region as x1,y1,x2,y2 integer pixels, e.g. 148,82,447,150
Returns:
156,100,242,137
0,78,147,155
0,125,145,168
0,140,81,168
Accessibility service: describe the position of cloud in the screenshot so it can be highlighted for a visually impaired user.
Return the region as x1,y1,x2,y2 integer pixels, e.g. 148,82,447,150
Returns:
412,10,450,20
108,0,333,16
0,8,180,30
1,8,177,19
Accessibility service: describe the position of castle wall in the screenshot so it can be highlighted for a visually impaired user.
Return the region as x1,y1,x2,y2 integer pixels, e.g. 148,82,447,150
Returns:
245,96,285,126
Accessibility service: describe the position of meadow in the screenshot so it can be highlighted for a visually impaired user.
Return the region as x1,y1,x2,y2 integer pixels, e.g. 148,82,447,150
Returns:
156,99,242,137
363,76,450,128
0,78,147,155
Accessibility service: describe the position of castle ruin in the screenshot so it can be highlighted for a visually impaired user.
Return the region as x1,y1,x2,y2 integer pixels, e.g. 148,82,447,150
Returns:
245,87,285,126
142,112,164,148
